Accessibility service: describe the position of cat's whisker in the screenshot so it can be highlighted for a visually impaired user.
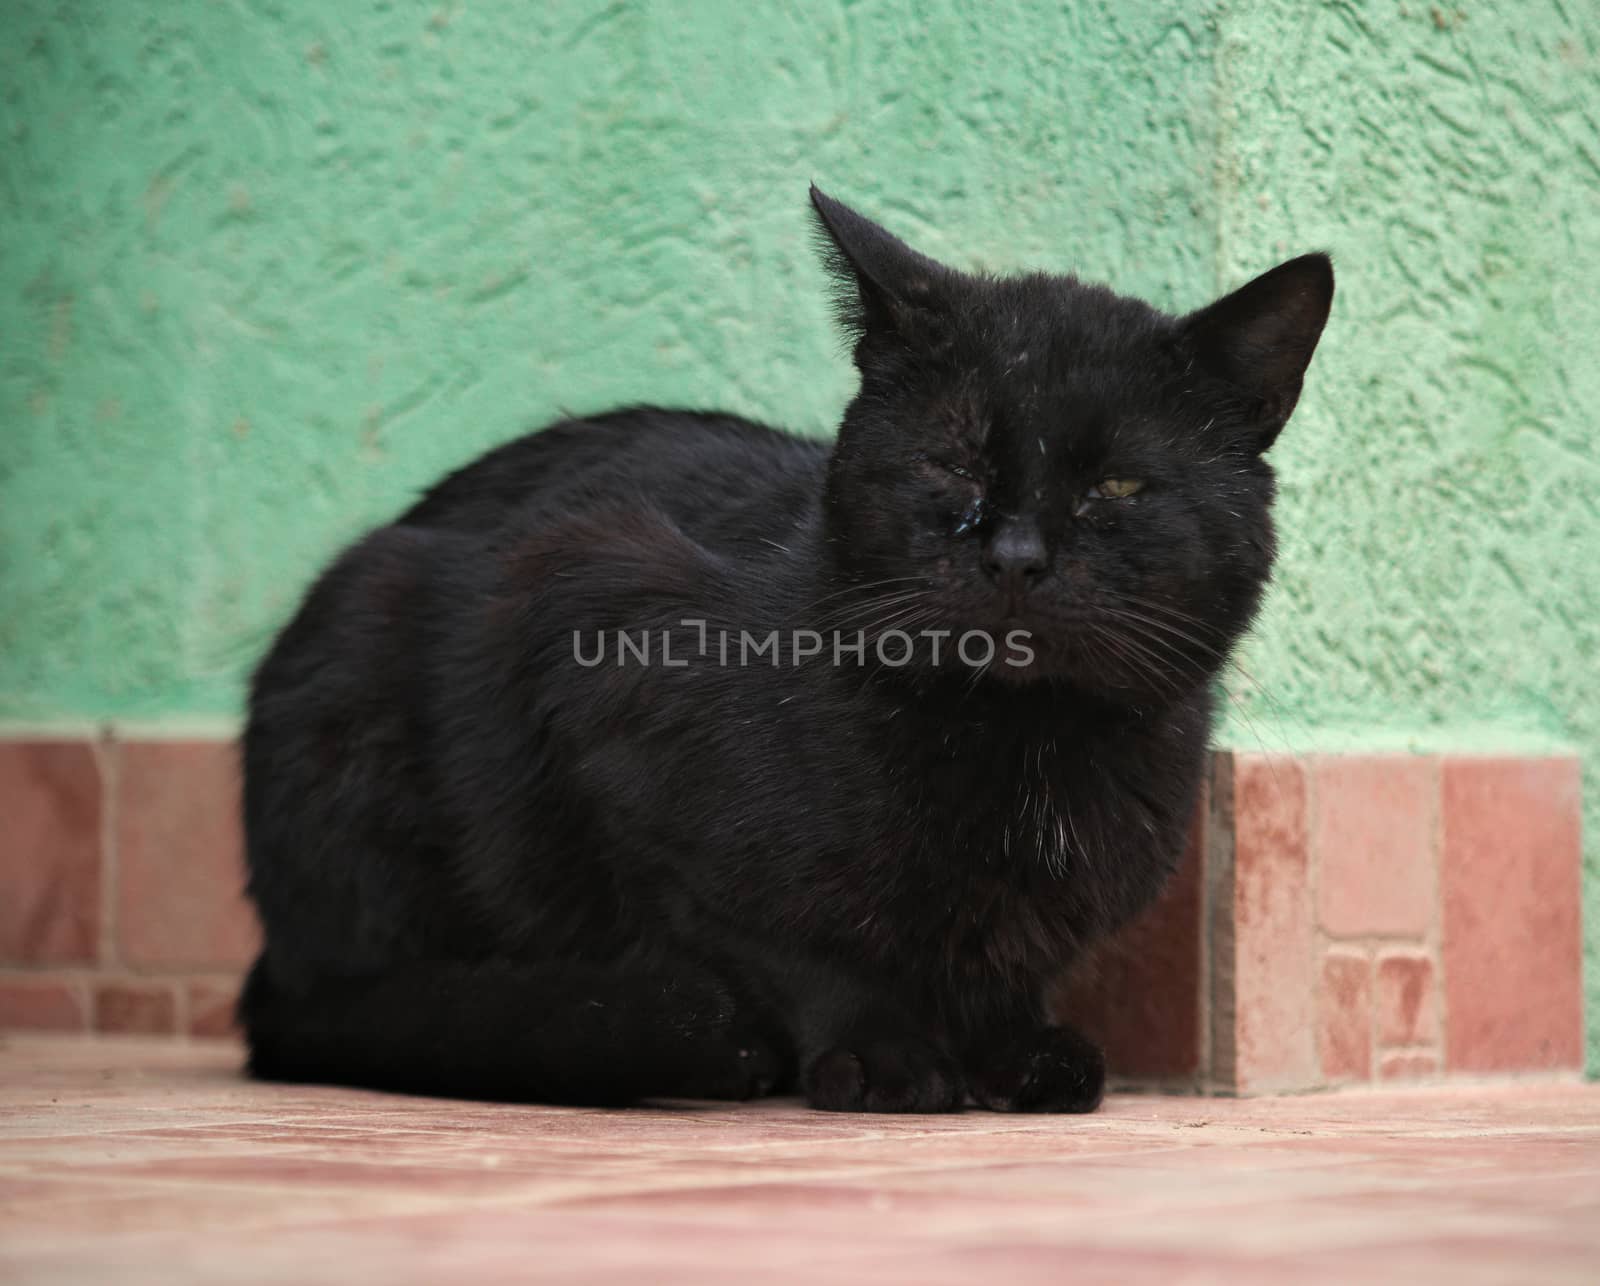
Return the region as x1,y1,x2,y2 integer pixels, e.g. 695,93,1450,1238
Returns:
814,585,930,618
1220,685,1290,761
1079,622,1148,691
1221,661,1323,756
1096,611,1217,679
1097,603,1227,660
814,589,932,631
1093,602,1222,676
1095,611,1207,668
860,603,942,643
1103,603,1315,762
1098,592,1230,647
803,575,932,611
1099,590,1231,637
1085,621,1185,698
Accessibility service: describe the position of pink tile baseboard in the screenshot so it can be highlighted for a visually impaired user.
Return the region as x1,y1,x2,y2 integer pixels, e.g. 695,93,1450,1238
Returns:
1313,755,1437,939
0,736,1585,1091
0,970,243,1037
0,978,89,1031
1376,951,1439,1049
116,741,259,969
0,741,103,964
1440,757,1585,1074
94,980,178,1035
1318,949,1374,1084
1226,753,1318,1092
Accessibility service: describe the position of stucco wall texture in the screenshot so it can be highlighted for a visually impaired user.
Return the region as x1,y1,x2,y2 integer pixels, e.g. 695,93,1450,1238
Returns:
1,2,1595,1069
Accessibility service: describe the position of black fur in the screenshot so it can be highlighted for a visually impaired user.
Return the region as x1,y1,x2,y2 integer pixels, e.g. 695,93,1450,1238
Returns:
240,187,1332,1112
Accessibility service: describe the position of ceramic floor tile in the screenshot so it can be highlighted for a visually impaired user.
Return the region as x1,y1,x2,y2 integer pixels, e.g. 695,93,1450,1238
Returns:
1,1036,1595,1285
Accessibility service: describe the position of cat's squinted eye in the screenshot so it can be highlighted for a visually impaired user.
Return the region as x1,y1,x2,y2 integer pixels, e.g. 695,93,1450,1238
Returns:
1086,478,1144,500
916,452,980,484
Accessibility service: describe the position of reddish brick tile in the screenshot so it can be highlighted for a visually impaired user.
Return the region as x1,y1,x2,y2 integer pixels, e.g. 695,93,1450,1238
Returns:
0,740,102,963
0,977,87,1031
1440,757,1583,1074
1227,754,1315,1093
1312,755,1436,939
1318,949,1372,1083
1378,1052,1440,1081
1375,952,1438,1049
187,978,241,1038
1055,805,1204,1082
94,980,176,1034
116,741,260,969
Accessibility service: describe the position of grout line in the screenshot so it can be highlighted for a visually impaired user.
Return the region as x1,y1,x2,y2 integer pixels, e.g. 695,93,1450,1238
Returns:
1304,752,1342,1089
1298,755,1332,1094
172,976,191,1040
1198,753,1216,1093
1202,750,1237,1094
0,968,240,982
93,726,119,976
0,968,243,1041
0,718,246,741
1192,771,1212,1097
1322,933,1438,950
1427,755,1448,1075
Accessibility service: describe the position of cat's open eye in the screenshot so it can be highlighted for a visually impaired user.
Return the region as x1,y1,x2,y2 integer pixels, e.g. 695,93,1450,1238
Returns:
1088,478,1144,500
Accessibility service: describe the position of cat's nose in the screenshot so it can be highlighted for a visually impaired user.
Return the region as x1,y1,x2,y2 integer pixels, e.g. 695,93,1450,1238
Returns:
982,520,1050,593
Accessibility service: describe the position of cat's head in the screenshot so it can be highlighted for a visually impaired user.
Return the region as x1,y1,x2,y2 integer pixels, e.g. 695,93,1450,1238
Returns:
811,186,1333,701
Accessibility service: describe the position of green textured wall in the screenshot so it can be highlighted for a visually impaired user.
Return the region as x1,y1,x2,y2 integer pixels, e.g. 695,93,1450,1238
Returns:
0,0,1220,716
1,1,1595,1067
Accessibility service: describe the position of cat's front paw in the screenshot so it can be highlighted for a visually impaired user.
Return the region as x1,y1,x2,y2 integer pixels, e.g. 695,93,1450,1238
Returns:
804,1038,964,1113
969,1024,1105,1113
654,973,791,1102
674,1029,786,1102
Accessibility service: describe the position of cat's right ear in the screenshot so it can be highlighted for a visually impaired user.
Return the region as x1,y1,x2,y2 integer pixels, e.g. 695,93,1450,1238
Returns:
809,186,950,352
1181,254,1335,451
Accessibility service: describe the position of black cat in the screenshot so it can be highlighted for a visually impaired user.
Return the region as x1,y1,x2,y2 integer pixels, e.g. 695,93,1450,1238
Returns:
239,187,1331,1112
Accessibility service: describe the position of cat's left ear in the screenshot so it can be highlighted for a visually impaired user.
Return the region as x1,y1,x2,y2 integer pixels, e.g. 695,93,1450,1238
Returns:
1182,254,1334,451
809,185,951,354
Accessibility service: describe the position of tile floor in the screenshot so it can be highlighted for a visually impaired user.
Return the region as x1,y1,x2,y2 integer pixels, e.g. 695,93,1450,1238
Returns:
1,1035,1596,1284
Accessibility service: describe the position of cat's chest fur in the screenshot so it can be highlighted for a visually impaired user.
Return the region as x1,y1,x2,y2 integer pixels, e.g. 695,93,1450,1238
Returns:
762,680,1207,992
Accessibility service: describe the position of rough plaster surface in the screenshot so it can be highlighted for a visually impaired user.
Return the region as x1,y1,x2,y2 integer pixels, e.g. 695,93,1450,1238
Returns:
0,1,1595,1067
